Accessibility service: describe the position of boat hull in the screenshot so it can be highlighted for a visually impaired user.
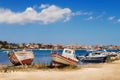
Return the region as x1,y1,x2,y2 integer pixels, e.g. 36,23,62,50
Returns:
81,56,108,63
50,53,78,66
9,51,34,65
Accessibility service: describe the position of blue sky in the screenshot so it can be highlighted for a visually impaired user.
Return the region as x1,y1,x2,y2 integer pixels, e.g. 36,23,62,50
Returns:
0,0,120,45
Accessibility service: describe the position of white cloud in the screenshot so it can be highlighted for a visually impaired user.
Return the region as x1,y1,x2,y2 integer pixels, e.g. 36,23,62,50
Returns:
85,16,93,21
108,16,115,20
39,4,49,9
118,19,120,23
96,15,103,19
39,5,71,24
96,12,106,19
0,4,72,24
72,11,92,16
83,12,93,15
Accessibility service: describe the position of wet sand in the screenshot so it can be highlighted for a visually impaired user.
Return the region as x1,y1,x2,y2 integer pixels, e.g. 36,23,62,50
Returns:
0,60,120,80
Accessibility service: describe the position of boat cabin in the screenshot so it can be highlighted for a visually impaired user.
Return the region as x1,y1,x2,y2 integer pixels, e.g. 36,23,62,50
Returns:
87,51,107,57
62,48,78,61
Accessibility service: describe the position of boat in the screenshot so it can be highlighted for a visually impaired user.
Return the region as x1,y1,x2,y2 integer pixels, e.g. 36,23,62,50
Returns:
7,50,34,65
108,52,118,57
50,48,78,66
77,50,108,63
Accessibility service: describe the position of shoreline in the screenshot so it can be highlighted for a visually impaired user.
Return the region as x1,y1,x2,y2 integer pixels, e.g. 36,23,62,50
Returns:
0,60,120,80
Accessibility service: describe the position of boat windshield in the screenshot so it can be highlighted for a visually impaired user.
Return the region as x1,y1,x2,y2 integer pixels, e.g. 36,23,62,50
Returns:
65,50,72,54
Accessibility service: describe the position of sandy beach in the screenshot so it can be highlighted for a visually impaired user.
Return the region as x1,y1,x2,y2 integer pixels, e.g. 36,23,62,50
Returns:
0,60,120,80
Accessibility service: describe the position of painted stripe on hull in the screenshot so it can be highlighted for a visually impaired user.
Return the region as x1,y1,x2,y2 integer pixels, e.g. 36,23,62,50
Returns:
51,53,78,63
21,58,33,65
9,52,34,65
51,53,78,66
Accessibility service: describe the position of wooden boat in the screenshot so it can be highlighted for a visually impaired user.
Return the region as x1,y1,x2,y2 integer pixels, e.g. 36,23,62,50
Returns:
50,48,78,66
7,50,34,65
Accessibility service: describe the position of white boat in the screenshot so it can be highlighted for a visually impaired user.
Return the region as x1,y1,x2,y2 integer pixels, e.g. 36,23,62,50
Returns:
7,50,34,65
77,51,108,63
50,48,78,66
